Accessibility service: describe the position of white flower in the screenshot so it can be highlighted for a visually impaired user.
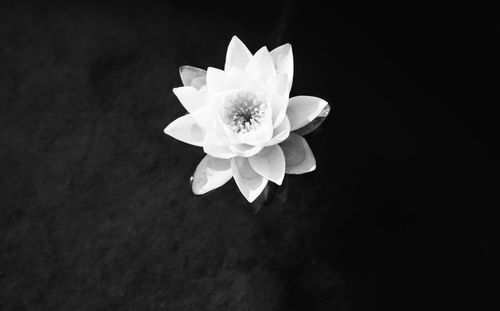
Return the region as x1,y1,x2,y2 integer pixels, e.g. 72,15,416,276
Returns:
164,36,330,202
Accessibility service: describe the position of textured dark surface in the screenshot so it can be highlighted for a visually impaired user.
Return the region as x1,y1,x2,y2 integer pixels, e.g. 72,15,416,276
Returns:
1,2,497,310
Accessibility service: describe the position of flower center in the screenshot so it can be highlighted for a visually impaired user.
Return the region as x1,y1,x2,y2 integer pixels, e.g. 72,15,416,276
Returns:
223,91,267,134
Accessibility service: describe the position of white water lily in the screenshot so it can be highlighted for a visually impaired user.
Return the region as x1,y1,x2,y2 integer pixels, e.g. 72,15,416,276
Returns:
164,36,330,203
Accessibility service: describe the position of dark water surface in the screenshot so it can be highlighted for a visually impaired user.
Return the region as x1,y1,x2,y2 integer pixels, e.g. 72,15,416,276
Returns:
1,2,497,310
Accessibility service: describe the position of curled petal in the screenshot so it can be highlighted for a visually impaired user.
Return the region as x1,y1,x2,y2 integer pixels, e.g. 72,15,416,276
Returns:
225,36,252,71
249,145,285,185
229,144,263,158
270,43,294,91
203,133,235,159
287,96,328,131
206,67,226,92
173,86,207,113
191,155,232,195
179,66,207,90
265,115,290,146
231,157,268,203
245,47,276,79
164,114,206,147
294,103,331,136
280,133,316,174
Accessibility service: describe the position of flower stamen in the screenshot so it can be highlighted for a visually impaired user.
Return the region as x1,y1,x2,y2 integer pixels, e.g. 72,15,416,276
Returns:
224,91,266,134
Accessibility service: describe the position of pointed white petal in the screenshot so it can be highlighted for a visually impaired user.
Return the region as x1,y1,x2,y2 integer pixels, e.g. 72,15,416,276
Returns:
287,96,328,131
245,47,276,79
203,133,235,159
191,104,216,132
231,157,268,203
225,36,252,71
270,43,293,91
173,86,207,113
229,144,263,158
179,66,207,90
265,115,290,146
191,155,232,195
294,103,331,135
267,73,289,98
279,133,316,174
164,114,206,147
270,94,288,128
206,67,226,92
249,145,285,185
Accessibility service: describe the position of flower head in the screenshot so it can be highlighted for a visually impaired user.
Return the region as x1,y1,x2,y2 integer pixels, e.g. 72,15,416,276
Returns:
165,36,330,202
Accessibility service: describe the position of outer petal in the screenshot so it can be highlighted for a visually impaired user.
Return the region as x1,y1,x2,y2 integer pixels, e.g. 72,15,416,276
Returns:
231,157,268,203
191,155,232,195
270,43,294,91
279,133,316,174
179,66,207,90
164,114,206,147
225,36,252,71
265,115,290,146
203,133,235,159
249,145,285,185
245,47,276,79
287,96,328,131
173,86,207,113
206,67,226,93
229,144,263,158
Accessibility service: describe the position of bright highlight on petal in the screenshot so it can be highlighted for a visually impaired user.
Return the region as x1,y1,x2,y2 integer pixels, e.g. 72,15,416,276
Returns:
231,157,268,203
164,114,206,147
249,145,285,185
192,155,232,195
280,133,316,174
287,96,328,131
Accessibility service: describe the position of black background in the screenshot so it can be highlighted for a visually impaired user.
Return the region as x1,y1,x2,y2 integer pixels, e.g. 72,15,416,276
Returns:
1,1,498,310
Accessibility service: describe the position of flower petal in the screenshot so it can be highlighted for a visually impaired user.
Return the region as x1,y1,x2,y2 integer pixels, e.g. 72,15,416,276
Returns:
225,36,252,71
179,65,207,90
191,104,216,132
287,96,328,131
203,133,235,159
294,103,331,136
206,67,226,93
270,43,293,91
279,133,316,174
164,114,206,147
231,157,268,203
249,145,285,185
269,94,288,129
267,73,289,99
265,115,290,146
224,66,252,90
191,155,232,195
245,47,276,79
173,86,207,113
229,144,263,158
